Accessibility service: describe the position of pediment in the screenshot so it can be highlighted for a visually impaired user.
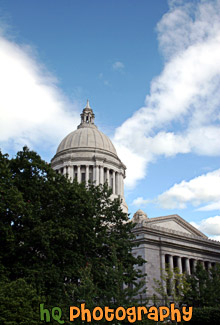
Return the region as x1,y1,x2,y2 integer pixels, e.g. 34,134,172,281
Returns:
146,214,207,238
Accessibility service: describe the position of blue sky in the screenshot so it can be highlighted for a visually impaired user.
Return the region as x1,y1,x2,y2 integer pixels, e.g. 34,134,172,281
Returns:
0,0,220,239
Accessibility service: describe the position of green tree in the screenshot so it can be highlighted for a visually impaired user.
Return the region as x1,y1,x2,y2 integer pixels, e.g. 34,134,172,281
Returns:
0,147,146,323
153,266,190,307
183,263,220,307
0,278,42,325
153,262,220,309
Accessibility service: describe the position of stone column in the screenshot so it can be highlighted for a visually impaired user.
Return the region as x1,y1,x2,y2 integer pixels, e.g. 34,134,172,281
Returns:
106,168,110,185
117,173,121,195
177,256,182,274
100,166,104,185
167,255,173,296
95,165,99,185
208,262,212,270
112,170,116,194
86,165,89,185
77,165,81,183
63,166,66,176
168,255,174,272
185,258,190,275
115,172,118,194
192,259,197,273
69,165,73,181
161,254,166,271
161,254,166,292
121,174,124,196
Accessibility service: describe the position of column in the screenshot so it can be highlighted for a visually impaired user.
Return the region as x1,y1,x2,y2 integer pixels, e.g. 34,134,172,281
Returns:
77,165,81,183
115,172,118,194
112,171,116,194
168,255,174,272
117,173,121,195
161,254,166,271
161,254,166,291
69,165,73,181
95,165,99,185
185,258,190,275
121,174,124,196
86,165,89,185
177,256,182,274
106,168,110,185
192,259,197,273
100,166,104,185
167,255,173,296
63,166,66,176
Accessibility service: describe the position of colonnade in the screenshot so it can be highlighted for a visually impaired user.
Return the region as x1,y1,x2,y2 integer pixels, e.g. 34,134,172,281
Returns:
163,254,215,275
57,164,124,195
162,254,215,295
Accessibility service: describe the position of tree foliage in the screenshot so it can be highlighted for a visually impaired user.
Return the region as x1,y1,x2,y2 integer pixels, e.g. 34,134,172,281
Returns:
153,262,220,309
0,147,145,323
183,263,220,308
153,266,190,307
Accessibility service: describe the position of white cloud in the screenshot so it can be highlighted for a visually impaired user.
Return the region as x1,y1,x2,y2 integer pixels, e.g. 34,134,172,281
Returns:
132,197,150,206
114,0,220,188
190,216,220,237
197,201,220,212
0,30,80,155
115,143,147,188
208,235,220,242
156,169,220,210
112,61,124,71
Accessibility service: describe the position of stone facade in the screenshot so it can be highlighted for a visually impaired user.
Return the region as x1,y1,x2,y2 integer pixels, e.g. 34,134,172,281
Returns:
131,210,220,302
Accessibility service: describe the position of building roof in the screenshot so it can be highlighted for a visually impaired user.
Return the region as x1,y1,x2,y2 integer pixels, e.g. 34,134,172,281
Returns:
56,101,118,156
56,127,117,155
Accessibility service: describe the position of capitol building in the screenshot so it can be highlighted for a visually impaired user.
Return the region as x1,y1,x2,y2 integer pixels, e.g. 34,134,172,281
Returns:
51,101,220,301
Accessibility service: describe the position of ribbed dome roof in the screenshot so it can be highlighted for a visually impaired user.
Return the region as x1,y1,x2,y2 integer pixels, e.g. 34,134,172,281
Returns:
56,126,117,155
56,100,117,156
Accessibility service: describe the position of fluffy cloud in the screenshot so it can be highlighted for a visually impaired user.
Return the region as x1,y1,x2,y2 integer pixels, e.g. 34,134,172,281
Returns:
132,197,150,207
114,0,220,188
0,31,80,156
156,169,220,210
191,216,220,238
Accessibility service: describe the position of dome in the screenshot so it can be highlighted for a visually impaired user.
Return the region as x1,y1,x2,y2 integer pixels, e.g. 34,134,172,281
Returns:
51,100,128,213
133,209,148,223
56,126,117,156
56,100,117,157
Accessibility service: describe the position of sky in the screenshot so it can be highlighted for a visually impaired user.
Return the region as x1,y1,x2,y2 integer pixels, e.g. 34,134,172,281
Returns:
0,0,220,240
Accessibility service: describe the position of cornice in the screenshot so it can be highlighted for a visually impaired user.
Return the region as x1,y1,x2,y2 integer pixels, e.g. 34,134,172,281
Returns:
132,222,220,247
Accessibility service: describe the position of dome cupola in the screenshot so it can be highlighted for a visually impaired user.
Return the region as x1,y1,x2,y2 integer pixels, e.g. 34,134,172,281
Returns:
78,99,95,127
